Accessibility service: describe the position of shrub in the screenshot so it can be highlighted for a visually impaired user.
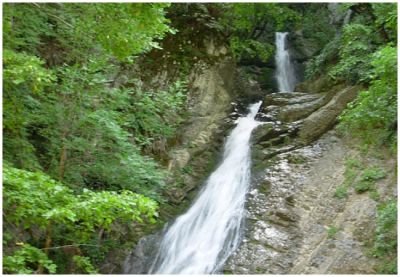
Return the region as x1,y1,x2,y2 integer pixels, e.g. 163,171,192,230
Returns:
373,200,397,274
334,186,348,199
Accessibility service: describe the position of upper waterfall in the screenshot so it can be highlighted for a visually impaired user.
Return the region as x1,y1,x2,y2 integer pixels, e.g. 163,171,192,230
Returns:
148,102,262,274
275,32,297,92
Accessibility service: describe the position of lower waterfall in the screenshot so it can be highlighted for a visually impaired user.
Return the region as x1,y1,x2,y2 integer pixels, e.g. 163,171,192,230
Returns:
149,101,262,274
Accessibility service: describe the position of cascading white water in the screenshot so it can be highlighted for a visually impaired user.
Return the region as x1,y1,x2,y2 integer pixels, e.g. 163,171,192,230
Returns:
275,32,297,92
150,102,262,274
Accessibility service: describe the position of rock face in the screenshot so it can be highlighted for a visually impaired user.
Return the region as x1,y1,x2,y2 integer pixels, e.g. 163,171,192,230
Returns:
122,233,162,274
162,58,238,206
224,130,380,274
223,83,396,274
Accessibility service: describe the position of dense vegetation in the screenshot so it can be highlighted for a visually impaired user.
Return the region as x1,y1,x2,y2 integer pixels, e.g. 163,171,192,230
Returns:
305,3,397,151
2,2,397,274
3,3,186,273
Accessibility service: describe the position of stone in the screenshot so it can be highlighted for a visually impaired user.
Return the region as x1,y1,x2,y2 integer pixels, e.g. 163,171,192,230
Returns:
298,86,361,143
170,149,191,170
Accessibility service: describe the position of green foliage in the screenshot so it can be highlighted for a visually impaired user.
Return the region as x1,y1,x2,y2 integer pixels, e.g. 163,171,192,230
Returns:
371,3,397,41
3,3,174,61
345,157,363,169
305,36,340,79
373,200,397,274
334,186,348,199
229,36,274,62
3,4,55,53
327,226,339,238
354,167,386,193
308,3,397,87
369,190,380,201
329,23,375,84
3,244,57,274
4,53,187,200
354,181,374,193
300,5,337,53
3,49,54,170
339,45,397,149
91,3,174,60
335,157,364,198
3,164,158,231
361,167,386,181
221,3,299,62
125,80,188,145
310,3,398,153
72,256,98,274
3,5,191,272
344,167,357,186
287,154,307,164
181,165,194,175
3,165,159,273
3,3,186,201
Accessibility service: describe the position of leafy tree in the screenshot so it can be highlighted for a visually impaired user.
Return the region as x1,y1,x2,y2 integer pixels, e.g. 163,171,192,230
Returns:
3,3,175,61
3,164,158,273
3,3,188,200
328,23,377,83
220,3,299,62
339,45,397,148
3,49,54,170
3,244,57,274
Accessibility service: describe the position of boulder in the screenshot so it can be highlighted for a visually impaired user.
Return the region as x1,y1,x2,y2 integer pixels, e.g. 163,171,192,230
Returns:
298,86,361,143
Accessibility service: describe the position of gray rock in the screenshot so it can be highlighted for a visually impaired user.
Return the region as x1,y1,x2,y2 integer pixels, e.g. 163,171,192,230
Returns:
298,86,361,143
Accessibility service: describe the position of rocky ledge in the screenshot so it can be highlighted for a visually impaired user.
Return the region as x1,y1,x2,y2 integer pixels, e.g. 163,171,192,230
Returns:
224,86,391,274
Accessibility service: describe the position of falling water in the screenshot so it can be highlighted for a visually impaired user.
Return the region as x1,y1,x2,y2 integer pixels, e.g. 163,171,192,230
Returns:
149,102,262,274
275,32,297,92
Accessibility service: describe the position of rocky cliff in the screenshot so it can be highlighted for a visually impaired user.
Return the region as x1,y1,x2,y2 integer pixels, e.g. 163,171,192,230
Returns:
224,81,396,273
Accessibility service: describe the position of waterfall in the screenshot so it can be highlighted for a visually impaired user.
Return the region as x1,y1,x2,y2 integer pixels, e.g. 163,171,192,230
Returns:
149,102,262,274
275,32,297,92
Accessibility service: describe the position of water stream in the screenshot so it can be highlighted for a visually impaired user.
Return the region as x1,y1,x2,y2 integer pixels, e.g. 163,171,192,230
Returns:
149,102,262,274
275,32,297,92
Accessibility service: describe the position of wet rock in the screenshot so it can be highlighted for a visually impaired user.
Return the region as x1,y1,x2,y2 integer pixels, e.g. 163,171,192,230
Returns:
123,233,162,274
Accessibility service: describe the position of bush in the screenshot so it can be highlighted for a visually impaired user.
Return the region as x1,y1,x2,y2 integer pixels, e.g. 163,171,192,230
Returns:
329,23,375,84
373,200,397,274
361,167,386,181
3,244,57,274
334,186,348,199
339,45,397,149
327,226,339,238
354,181,374,193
